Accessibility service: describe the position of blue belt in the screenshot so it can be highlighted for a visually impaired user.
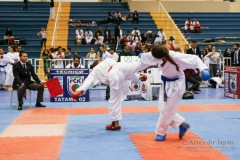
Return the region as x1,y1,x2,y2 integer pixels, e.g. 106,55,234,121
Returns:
161,76,179,102
0,64,7,68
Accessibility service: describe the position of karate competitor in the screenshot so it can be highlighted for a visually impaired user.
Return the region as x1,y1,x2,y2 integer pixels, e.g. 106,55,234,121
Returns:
6,46,19,90
184,18,193,33
140,45,209,141
72,58,148,130
0,48,14,89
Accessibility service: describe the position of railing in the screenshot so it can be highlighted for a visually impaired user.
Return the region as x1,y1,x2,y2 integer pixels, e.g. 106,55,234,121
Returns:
51,0,62,48
158,2,188,47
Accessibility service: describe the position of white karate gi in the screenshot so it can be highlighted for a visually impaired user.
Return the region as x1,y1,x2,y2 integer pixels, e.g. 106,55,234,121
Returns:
76,29,84,40
157,31,166,41
5,52,19,85
52,51,65,68
140,51,208,136
184,20,193,31
0,54,14,85
85,31,93,44
76,58,148,121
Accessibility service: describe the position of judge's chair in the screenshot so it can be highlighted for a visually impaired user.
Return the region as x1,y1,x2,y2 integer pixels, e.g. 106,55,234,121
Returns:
10,89,32,108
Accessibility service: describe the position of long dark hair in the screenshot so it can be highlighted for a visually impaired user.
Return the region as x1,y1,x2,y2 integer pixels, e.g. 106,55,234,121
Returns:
151,45,180,72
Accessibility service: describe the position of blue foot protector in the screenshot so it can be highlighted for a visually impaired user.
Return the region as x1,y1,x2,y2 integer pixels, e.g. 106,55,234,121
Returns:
179,123,190,139
155,134,166,141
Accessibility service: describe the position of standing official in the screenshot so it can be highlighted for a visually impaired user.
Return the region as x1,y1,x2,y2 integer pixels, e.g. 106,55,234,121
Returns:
23,0,28,11
50,0,55,20
13,51,46,110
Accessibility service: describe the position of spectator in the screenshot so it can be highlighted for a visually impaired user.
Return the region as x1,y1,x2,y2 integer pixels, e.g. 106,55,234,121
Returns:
192,19,202,33
109,48,119,62
184,18,193,33
186,41,202,58
207,45,212,53
97,45,104,59
86,48,98,59
184,44,189,53
5,27,12,37
107,12,114,23
115,10,122,24
40,49,53,78
131,32,141,48
23,0,28,11
232,43,240,66
168,36,175,51
96,27,103,36
205,46,223,77
86,48,99,68
157,28,166,41
15,45,22,53
0,48,13,90
141,33,148,45
6,45,19,90
13,51,46,110
120,44,131,56
154,35,162,45
145,41,152,52
122,12,131,21
64,47,73,59
101,45,111,60
37,27,48,49
184,69,201,94
66,56,84,68
202,49,208,61
135,42,142,56
224,48,232,57
74,51,81,58
104,26,111,44
131,27,141,36
50,0,55,20
224,48,232,66
85,28,93,44
132,10,139,23
114,25,122,50
75,26,84,45
92,31,103,45
121,31,132,46
51,46,65,68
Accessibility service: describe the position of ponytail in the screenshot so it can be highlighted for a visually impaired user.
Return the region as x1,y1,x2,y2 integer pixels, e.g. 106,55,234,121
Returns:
165,54,180,72
152,45,180,72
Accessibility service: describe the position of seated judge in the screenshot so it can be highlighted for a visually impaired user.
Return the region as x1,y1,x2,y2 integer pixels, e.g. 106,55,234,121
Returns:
13,51,46,110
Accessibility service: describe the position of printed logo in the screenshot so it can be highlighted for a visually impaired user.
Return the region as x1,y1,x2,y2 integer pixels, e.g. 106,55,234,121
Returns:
67,76,85,95
229,74,237,94
224,73,229,93
131,81,140,91
142,84,147,93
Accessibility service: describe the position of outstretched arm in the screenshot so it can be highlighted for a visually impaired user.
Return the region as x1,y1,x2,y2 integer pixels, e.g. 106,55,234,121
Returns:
169,50,208,71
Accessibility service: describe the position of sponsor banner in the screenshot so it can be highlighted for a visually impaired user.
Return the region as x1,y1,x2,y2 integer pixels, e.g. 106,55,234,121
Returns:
50,69,89,102
224,66,240,99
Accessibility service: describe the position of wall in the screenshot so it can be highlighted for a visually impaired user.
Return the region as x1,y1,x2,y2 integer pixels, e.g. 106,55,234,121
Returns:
0,0,102,1
127,0,240,12
128,0,159,12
